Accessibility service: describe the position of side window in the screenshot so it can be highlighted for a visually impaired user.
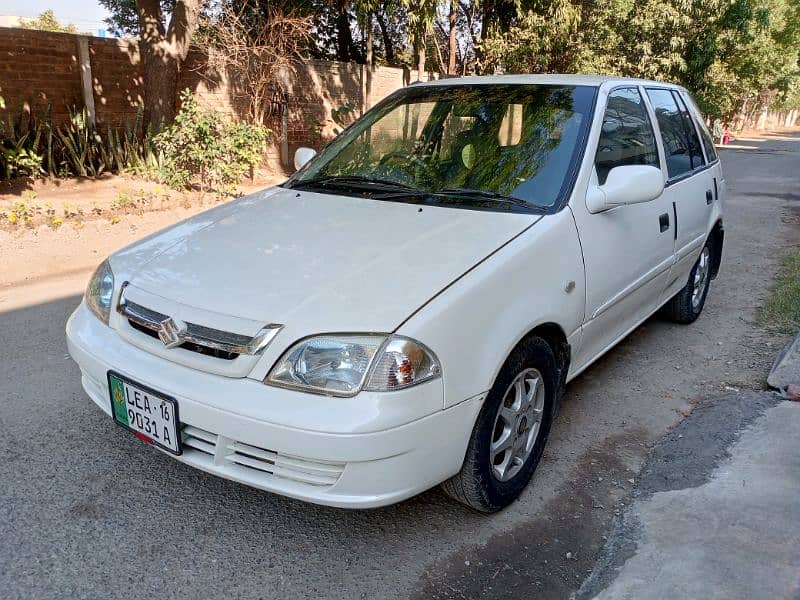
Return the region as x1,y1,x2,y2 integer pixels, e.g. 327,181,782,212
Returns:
672,91,705,169
594,87,659,185
646,89,695,179
682,93,718,163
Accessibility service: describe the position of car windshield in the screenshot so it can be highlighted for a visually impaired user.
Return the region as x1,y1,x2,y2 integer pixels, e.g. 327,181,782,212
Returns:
286,84,597,212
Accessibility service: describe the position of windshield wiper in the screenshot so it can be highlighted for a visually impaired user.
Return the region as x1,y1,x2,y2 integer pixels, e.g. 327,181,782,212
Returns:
291,174,416,192
435,188,539,211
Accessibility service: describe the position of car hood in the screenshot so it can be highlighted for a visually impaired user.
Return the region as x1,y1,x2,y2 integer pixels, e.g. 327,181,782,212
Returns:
114,186,539,334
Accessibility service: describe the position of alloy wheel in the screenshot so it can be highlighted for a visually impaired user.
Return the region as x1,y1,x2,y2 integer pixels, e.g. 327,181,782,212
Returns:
692,246,711,310
490,367,546,482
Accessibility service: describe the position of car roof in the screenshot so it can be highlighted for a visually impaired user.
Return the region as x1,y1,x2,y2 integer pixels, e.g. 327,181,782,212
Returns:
413,73,686,91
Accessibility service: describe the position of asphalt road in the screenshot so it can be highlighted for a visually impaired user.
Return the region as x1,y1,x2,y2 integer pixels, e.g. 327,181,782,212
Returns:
1,132,798,599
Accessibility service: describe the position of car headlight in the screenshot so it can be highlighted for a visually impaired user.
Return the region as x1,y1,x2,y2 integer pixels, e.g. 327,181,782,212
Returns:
266,334,441,396
85,259,115,324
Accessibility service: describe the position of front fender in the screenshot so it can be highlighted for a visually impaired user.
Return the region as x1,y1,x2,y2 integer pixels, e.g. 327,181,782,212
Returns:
397,208,586,408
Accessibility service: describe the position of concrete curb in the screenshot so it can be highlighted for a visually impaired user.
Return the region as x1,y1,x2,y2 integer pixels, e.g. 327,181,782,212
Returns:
767,330,800,393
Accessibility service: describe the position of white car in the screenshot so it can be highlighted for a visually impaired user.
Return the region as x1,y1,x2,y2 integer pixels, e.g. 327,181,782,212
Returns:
67,75,724,512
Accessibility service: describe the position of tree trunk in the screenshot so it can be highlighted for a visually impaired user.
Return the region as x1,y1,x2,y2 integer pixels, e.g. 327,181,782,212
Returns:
416,34,426,81
136,0,201,131
474,0,495,74
375,10,395,65
335,0,352,62
458,0,479,74
365,13,373,66
364,12,373,111
432,24,447,75
448,0,458,75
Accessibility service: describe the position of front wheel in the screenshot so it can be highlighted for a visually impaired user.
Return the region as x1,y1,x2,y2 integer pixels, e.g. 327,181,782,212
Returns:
441,337,557,513
664,240,713,324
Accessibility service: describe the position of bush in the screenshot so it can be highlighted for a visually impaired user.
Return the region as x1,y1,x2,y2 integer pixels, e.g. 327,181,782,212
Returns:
0,103,158,180
154,90,269,191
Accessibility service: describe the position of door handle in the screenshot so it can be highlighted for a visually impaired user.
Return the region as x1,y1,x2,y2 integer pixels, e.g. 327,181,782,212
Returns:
659,213,670,233
706,189,713,204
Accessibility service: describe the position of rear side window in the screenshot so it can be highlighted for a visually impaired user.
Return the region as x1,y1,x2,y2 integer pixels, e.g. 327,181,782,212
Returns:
682,93,718,163
673,92,705,169
646,88,702,179
594,87,659,185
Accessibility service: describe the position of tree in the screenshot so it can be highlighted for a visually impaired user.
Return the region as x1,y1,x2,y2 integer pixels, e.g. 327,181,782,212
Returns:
481,0,581,74
98,0,200,129
136,0,203,130
405,0,436,80
332,0,355,61
197,4,312,124
19,9,79,33
374,0,406,65
100,0,175,35
447,0,458,75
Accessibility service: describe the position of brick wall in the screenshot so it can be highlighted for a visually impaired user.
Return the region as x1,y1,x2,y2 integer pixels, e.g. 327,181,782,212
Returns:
0,27,84,125
180,54,408,166
88,37,143,127
0,26,408,172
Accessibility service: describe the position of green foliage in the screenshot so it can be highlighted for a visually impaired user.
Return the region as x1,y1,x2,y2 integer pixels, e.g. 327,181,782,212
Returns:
0,94,267,189
56,109,107,177
482,0,800,118
482,0,581,74
19,9,79,34
98,0,176,36
331,101,358,133
154,90,269,191
1,109,46,179
2,146,42,178
760,251,800,334
0,104,159,181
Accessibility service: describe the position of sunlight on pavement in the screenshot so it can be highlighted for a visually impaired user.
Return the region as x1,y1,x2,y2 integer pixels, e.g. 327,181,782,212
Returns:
0,271,89,314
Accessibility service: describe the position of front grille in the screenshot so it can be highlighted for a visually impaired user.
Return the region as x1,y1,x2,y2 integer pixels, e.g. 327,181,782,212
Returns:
179,424,345,488
118,297,281,361
128,320,239,360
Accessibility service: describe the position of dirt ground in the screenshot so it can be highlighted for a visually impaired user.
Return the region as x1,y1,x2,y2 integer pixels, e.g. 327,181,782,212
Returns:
0,130,797,599
0,172,282,233
0,173,282,311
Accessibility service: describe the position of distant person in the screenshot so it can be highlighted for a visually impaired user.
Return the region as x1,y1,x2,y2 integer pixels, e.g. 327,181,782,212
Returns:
723,126,731,145
713,118,724,144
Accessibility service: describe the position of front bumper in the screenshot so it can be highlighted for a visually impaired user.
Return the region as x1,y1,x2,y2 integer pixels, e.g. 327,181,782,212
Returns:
66,303,483,508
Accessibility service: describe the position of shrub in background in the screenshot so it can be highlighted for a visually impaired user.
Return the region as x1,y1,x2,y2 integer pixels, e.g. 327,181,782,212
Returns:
154,90,269,192
0,103,160,180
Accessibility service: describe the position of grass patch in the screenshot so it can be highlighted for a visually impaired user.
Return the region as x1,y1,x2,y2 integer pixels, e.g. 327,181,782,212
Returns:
760,251,800,334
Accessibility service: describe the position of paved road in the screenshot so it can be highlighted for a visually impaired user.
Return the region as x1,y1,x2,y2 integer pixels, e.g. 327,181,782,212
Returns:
577,392,800,599
0,132,797,599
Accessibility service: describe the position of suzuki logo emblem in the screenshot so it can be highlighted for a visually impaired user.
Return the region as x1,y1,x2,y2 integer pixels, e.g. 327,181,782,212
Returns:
157,317,186,349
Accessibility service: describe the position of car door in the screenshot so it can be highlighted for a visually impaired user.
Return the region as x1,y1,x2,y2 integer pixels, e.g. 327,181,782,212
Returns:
644,88,713,295
571,86,676,372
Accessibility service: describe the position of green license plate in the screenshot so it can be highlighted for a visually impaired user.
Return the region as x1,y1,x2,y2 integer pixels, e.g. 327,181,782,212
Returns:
108,372,181,455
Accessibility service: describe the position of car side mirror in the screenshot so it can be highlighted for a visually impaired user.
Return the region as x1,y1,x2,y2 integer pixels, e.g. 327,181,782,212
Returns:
586,165,664,213
294,147,317,171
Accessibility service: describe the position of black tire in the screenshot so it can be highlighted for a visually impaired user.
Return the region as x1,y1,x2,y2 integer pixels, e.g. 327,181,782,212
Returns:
663,239,713,324
441,337,557,513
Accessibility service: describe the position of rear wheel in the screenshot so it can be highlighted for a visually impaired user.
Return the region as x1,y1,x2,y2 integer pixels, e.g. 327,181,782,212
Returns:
664,240,713,324
441,337,557,512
